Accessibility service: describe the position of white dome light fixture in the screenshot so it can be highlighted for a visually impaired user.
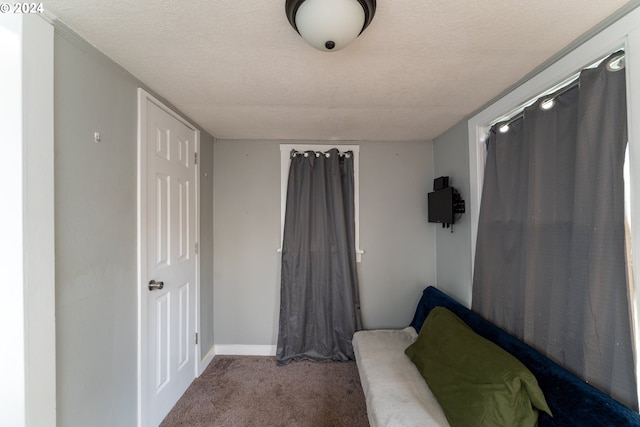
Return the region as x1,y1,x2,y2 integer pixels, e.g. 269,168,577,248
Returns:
285,0,376,52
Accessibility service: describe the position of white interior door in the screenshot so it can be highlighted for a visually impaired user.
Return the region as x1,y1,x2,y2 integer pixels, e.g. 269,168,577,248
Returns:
139,90,199,427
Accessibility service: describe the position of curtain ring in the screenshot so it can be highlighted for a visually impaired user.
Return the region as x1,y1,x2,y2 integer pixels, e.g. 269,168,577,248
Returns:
606,53,625,72
540,98,555,111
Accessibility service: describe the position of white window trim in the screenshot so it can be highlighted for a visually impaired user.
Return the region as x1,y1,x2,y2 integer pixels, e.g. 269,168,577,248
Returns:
467,6,640,402
279,144,363,263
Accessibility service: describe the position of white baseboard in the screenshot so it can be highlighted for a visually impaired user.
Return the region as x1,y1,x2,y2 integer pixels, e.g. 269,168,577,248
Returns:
214,345,276,356
198,345,216,375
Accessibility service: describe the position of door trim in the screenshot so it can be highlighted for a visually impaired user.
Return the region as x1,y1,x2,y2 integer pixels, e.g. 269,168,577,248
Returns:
137,88,200,427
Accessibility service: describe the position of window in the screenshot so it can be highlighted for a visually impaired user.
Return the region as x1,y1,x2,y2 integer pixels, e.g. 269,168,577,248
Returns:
468,6,640,403
279,144,363,262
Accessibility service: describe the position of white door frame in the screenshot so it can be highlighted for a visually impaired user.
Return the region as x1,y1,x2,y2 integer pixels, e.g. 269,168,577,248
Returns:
137,88,201,427
0,14,56,427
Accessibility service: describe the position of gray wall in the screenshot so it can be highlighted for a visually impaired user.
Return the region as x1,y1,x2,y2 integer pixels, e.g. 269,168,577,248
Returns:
55,29,138,427
54,26,214,427
213,139,436,346
213,141,283,345
432,121,473,306
359,141,438,328
200,136,215,358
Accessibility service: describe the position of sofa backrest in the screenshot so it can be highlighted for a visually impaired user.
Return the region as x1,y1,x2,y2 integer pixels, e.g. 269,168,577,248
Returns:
409,286,640,427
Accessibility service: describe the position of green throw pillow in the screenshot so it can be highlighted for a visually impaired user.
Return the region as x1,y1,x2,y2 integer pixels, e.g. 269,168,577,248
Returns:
405,307,552,427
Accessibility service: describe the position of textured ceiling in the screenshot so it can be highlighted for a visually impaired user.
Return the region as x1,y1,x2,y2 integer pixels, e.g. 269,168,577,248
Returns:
43,0,631,141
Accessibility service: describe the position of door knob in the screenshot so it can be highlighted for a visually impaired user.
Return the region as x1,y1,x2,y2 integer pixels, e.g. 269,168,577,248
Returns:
148,280,164,291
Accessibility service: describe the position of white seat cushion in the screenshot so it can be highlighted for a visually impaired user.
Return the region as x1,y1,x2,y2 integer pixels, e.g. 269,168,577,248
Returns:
353,328,450,427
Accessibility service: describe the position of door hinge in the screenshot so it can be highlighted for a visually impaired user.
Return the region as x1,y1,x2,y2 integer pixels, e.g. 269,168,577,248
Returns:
195,242,199,254
194,152,198,165
195,332,198,345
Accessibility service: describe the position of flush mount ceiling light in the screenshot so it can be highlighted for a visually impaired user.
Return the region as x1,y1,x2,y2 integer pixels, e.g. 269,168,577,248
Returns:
285,0,376,52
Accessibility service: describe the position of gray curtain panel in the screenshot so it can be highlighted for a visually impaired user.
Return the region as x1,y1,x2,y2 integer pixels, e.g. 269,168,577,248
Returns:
276,148,362,365
472,52,637,409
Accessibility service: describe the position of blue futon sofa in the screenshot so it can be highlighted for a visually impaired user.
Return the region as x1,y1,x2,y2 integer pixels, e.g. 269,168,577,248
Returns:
408,286,640,427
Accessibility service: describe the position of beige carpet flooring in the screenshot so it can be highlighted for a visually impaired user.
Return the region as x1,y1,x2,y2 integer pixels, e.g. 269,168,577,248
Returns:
160,355,370,427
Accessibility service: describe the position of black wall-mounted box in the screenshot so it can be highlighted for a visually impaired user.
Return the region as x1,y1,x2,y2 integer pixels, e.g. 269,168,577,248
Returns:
433,176,449,191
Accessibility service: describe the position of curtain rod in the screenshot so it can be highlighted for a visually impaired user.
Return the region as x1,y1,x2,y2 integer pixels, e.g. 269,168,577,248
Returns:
499,78,580,129
493,51,625,131
290,149,352,158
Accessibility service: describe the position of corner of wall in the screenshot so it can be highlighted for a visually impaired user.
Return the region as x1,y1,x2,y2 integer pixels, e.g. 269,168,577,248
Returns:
432,121,473,307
